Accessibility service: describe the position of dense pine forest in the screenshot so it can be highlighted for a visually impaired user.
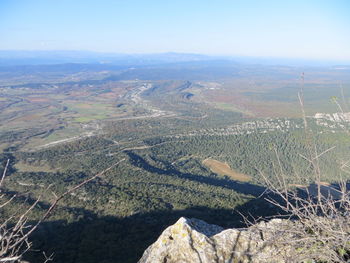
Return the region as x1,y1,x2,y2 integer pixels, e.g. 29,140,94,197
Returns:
1,60,350,262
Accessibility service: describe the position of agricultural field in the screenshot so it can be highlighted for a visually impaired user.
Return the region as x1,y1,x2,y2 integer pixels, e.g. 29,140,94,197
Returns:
202,158,251,182
1,61,350,263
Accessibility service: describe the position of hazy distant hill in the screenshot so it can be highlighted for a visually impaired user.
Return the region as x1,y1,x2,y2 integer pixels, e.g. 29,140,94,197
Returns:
0,50,348,67
0,51,216,66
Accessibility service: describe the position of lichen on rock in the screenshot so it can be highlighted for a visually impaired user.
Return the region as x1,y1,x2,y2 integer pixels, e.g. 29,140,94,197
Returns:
138,217,299,263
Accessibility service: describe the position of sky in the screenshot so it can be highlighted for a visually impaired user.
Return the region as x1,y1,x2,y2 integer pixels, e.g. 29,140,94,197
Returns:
0,0,350,60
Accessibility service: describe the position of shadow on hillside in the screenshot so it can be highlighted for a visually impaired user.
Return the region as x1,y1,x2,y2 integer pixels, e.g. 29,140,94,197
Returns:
126,151,266,197
24,195,282,263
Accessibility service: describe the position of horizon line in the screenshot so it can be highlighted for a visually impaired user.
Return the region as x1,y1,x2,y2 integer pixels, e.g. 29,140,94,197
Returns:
0,49,349,63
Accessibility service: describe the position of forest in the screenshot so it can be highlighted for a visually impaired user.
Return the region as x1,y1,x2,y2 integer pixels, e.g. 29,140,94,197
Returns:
1,61,350,262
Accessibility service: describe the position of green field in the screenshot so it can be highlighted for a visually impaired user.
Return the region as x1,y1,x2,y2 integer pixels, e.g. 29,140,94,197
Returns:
1,62,350,263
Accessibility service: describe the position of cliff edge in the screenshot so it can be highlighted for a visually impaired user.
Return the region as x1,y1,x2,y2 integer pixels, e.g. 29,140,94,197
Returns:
138,217,299,263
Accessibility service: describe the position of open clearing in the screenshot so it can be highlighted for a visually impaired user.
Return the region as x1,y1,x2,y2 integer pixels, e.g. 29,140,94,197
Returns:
14,161,58,173
203,158,251,182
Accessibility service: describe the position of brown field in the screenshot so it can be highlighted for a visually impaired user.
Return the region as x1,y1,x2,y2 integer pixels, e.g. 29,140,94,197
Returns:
202,158,251,182
28,97,51,103
202,89,300,118
14,114,42,122
70,91,90,96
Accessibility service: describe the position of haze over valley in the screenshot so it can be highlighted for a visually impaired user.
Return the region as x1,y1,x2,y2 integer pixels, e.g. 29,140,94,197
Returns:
1,1,350,262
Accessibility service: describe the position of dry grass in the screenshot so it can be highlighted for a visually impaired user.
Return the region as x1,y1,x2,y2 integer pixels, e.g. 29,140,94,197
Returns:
254,74,350,262
202,158,251,182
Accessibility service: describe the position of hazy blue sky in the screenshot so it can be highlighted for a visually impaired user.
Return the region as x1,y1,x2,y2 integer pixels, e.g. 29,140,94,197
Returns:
1,0,349,60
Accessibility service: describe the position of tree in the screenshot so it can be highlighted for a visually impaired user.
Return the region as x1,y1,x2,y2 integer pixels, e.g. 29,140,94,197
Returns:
0,158,124,262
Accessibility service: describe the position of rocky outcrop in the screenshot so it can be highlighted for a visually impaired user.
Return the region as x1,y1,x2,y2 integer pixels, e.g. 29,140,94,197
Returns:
138,217,297,263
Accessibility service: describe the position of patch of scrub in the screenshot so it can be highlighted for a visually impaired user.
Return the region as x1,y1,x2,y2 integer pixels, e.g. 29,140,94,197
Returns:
213,102,254,116
202,158,251,182
15,161,57,173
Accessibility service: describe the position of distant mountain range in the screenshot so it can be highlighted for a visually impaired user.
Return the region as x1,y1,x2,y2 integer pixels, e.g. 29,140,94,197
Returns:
0,51,217,66
0,50,349,67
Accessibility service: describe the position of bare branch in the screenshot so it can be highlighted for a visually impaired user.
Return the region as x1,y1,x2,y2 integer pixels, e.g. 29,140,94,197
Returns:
0,159,10,188
0,158,125,262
